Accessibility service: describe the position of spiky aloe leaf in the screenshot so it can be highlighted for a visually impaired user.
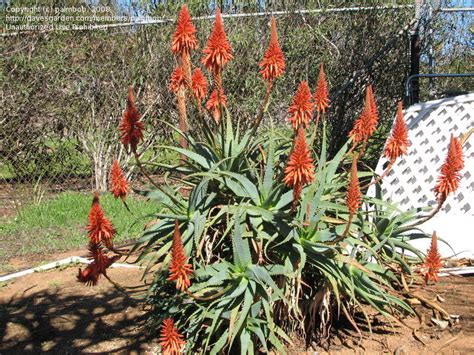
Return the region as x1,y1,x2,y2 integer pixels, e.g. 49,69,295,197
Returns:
232,211,252,267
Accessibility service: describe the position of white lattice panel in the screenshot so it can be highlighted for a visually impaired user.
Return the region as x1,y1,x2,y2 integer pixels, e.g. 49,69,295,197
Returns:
371,94,474,258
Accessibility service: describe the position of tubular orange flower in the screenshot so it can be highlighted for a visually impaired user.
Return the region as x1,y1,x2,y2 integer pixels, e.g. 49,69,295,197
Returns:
421,231,443,283
346,155,361,216
168,220,193,291
259,16,285,82
349,85,379,143
205,88,227,123
171,5,198,56
367,84,378,121
159,318,186,355
109,159,129,201
119,86,144,153
314,63,330,114
86,193,116,249
283,127,315,203
434,135,464,203
169,66,187,93
77,241,119,286
191,68,208,102
384,102,410,162
287,81,314,130
201,9,233,73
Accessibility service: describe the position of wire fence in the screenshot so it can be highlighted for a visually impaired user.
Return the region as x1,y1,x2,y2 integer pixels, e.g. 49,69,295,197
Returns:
0,2,468,216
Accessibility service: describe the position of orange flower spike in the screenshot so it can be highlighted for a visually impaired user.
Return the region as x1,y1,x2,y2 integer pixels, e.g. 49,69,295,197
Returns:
349,85,379,143
171,5,198,56
86,193,116,249
384,102,410,162
205,88,227,123
421,231,443,283
283,127,315,203
434,135,464,203
77,240,119,286
159,318,186,355
168,220,193,291
169,66,187,93
110,160,129,201
288,81,314,130
119,86,144,153
201,8,233,73
314,63,330,114
367,84,379,124
259,16,285,82
191,68,208,102
346,155,361,217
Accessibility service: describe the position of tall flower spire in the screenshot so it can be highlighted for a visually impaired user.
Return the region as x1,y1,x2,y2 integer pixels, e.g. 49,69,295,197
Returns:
171,5,198,57
109,159,129,201
346,154,361,217
434,134,464,204
349,85,379,144
168,220,193,291
159,318,186,355
119,86,144,154
191,68,208,104
287,81,314,130
283,127,315,204
86,193,116,249
421,231,443,283
201,9,233,73
384,102,410,162
259,17,285,82
313,63,330,114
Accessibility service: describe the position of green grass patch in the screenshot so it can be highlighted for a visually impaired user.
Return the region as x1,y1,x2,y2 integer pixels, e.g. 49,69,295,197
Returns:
0,191,159,260
0,163,14,180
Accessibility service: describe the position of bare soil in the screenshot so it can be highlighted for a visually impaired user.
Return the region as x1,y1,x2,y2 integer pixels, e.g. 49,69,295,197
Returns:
1,252,473,354
0,263,158,354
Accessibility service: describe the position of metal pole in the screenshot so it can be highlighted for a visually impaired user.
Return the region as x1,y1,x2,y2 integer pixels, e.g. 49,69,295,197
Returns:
428,4,435,97
409,0,422,105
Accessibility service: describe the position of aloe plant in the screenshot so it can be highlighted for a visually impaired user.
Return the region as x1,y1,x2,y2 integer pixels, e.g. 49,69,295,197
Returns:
97,7,464,354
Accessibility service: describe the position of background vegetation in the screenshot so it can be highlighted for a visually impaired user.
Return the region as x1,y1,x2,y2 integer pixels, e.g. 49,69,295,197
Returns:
1,1,413,189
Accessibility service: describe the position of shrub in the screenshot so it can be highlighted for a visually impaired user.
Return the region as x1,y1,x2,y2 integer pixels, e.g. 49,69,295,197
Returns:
76,6,465,354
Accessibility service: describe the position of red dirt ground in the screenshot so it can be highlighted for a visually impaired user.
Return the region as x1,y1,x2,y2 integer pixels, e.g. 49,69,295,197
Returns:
1,253,473,354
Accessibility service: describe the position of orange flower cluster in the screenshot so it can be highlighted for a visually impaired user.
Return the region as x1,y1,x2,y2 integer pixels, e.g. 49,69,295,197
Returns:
86,193,116,249
201,9,233,73
287,81,314,130
314,63,330,114
259,17,285,82
119,86,144,153
77,241,119,286
434,135,464,203
283,127,315,203
384,102,410,162
206,88,227,123
109,160,129,201
346,155,361,216
160,318,186,355
421,232,443,283
349,85,379,144
168,220,193,291
171,5,198,57
191,68,208,103
78,194,119,286
169,66,187,93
